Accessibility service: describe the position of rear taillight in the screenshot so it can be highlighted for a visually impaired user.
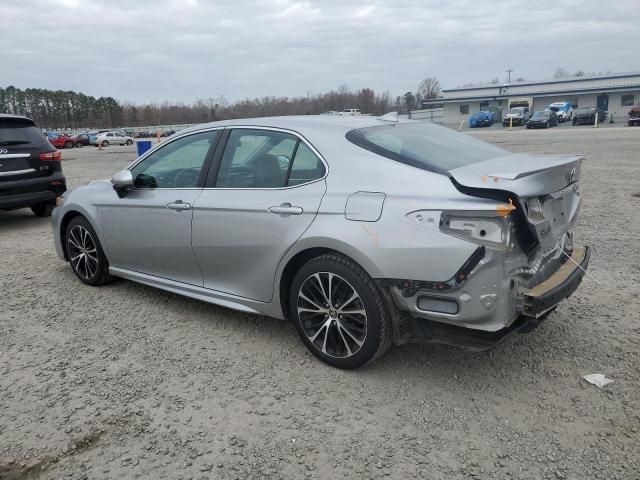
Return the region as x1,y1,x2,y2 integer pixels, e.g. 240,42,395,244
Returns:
39,150,62,161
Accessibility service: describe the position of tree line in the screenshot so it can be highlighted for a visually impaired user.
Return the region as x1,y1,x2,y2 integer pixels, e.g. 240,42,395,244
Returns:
0,86,123,130
1,85,406,130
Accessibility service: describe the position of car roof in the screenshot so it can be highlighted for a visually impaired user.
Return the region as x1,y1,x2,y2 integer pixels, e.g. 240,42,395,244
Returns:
0,113,33,121
179,114,413,138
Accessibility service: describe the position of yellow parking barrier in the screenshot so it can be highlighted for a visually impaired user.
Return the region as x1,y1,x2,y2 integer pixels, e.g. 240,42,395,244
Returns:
509,117,513,131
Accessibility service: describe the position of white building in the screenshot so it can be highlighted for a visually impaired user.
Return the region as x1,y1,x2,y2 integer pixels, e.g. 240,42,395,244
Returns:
422,72,640,124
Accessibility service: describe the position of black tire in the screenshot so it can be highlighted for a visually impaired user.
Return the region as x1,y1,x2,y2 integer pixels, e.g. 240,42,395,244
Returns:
75,142,82,148
125,139,133,146
65,216,113,286
101,140,109,147
31,201,55,217
289,253,392,369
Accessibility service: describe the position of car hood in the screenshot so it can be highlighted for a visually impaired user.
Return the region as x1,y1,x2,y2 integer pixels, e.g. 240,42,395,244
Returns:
504,113,524,118
529,117,550,122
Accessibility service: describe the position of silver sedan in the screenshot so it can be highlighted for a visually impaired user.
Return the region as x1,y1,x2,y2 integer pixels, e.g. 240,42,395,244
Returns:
52,115,590,368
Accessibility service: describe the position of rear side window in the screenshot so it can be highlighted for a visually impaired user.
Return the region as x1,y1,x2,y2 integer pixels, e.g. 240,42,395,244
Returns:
0,118,47,146
287,143,325,186
345,123,509,174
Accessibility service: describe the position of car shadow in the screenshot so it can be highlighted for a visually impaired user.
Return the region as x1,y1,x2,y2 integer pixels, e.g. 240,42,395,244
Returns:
0,209,49,229
91,273,576,391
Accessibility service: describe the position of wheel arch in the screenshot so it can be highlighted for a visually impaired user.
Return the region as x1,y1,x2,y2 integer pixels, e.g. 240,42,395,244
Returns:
277,242,382,320
58,208,104,261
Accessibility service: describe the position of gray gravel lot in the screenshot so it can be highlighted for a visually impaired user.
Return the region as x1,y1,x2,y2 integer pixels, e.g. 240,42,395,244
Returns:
1,127,639,480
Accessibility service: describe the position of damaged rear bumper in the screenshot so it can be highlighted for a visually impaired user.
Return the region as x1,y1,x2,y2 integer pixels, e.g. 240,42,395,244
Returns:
521,246,590,317
380,245,590,351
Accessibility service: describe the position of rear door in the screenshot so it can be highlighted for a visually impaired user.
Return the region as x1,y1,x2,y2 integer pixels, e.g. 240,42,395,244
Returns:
192,127,327,302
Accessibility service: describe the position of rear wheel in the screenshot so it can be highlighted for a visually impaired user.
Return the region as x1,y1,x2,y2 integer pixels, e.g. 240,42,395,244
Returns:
65,141,74,149
101,140,109,147
125,139,133,146
290,253,392,369
31,201,55,217
65,216,113,286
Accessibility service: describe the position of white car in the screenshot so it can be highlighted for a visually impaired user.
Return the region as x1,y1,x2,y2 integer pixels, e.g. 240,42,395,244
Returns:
96,131,134,147
545,102,573,122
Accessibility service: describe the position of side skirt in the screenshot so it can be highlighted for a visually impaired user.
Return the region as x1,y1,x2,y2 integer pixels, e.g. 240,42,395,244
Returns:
109,266,279,317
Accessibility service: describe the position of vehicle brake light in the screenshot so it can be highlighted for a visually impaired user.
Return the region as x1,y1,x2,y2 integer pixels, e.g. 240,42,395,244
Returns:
39,150,62,161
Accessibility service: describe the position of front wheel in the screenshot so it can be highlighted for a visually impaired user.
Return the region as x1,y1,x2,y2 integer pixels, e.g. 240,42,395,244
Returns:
290,254,392,369
65,216,113,286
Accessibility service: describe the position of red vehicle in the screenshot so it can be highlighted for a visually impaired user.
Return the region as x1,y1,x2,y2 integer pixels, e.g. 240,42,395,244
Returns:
46,132,75,149
70,133,91,147
628,106,640,127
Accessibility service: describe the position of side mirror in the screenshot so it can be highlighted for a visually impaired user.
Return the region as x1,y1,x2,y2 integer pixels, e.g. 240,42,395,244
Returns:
111,170,134,198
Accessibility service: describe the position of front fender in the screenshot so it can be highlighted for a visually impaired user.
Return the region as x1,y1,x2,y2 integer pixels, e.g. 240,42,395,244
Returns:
53,181,112,261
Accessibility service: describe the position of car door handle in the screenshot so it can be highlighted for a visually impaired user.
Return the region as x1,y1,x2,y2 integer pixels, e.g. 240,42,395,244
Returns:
268,203,303,216
167,201,192,211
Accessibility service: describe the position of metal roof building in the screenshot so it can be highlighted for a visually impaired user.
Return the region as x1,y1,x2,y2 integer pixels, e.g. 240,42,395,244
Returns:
422,72,640,124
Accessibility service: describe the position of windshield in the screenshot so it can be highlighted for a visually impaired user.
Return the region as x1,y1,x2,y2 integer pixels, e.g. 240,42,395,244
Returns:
532,111,549,119
345,123,509,174
576,108,595,114
548,106,559,112
509,108,523,114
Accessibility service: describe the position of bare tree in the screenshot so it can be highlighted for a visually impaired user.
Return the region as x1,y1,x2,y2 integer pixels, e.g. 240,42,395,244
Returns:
553,67,569,79
417,77,441,100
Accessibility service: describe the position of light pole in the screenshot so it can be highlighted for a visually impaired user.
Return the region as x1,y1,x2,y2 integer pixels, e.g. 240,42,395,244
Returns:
505,69,515,83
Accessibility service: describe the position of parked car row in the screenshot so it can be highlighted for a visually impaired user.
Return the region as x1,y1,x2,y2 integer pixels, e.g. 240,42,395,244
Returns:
492,104,610,129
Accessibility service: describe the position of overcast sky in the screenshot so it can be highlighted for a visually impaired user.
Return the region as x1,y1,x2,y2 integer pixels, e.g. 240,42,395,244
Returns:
2,0,639,104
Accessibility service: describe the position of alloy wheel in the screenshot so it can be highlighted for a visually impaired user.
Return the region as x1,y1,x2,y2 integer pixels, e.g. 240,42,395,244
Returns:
297,272,367,358
67,225,99,280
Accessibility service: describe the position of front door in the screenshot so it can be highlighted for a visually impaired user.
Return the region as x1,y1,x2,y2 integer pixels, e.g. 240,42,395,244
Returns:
101,130,220,285
597,94,609,111
192,128,327,302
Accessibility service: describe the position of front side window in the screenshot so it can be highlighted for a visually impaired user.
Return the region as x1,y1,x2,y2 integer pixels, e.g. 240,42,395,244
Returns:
130,130,218,188
216,129,324,188
621,95,635,107
346,123,509,174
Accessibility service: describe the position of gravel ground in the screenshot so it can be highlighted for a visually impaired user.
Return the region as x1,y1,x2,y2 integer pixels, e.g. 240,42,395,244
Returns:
1,127,639,480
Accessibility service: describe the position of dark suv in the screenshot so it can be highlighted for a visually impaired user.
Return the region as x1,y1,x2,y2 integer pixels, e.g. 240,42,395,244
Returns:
0,114,66,216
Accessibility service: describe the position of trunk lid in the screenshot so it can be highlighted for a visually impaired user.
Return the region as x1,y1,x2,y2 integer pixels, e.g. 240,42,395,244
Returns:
449,153,583,252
